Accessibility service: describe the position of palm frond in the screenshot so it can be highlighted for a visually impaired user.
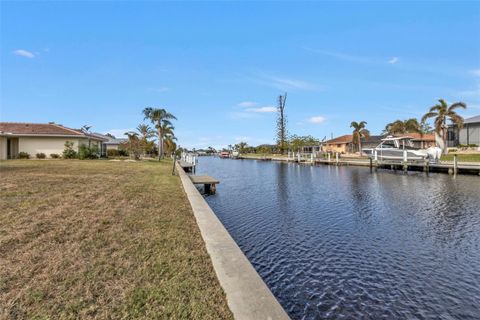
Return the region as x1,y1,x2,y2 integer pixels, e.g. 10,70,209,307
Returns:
448,102,467,112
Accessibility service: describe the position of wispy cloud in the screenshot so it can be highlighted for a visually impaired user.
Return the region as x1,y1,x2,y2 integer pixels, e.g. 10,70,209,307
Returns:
104,128,135,138
388,57,399,64
304,47,371,63
12,49,35,58
459,84,480,97
307,116,326,124
306,47,401,66
245,106,277,113
471,69,480,77
237,101,258,107
148,87,170,93
250,72,323,91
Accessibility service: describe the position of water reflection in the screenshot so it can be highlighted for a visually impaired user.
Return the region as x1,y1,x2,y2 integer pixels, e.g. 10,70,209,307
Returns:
197,158,480,320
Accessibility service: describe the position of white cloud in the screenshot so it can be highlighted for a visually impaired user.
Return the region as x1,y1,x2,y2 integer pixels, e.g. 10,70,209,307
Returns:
237,101,258,107
307,116,326,124
13,49,35,58
471,69,480,77
388,57,399,64
246,106,277,113
104,128,135,138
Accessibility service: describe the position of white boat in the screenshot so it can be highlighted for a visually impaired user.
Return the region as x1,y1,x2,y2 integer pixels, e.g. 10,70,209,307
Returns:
362,136,442,161
231,150,240,158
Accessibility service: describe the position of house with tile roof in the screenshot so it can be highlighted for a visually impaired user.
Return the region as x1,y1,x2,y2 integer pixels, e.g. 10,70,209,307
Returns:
321,135,383,154
0,122,106,159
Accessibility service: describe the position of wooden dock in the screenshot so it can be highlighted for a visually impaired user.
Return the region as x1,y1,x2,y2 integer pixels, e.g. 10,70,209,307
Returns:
178,160,195,172
189,175,220,194
313,158,480,175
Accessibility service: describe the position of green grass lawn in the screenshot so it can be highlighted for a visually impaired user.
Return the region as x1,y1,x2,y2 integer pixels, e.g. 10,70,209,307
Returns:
0,160,232,319
441,153,480,162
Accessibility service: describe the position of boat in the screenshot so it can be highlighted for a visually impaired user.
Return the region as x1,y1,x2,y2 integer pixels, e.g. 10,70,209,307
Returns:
219,151,230,158
362,136,442,161
231,150,239,159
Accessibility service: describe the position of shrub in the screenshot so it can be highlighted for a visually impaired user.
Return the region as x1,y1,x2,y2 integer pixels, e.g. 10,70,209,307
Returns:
449,149,457,153
63,141,77,159
36,153,46,159
107,149,119,157
118,149,129,157
78,144,99,160
50,153,60,159
18,152,30,159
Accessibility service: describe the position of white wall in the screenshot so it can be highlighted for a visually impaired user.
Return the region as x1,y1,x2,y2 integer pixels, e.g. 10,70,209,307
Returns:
0,137,6,160
18,137,86,158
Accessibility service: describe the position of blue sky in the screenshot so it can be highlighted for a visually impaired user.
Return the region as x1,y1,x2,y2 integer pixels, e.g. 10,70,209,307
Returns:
1,1,479,149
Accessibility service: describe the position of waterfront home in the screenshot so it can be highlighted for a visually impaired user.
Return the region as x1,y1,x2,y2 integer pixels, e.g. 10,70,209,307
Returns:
0,122,105,159
89,132,128,156
396,132,435,149
447,115,480,147
322,135,383,154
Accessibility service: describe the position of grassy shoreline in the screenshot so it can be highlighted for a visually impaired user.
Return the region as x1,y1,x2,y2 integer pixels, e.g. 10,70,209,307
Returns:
0,160,232,319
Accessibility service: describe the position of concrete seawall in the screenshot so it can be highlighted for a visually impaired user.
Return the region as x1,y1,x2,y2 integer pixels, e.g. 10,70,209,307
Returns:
176,163,290,320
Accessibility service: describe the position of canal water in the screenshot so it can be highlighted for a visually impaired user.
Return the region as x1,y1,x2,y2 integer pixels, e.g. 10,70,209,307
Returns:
197,157,480,320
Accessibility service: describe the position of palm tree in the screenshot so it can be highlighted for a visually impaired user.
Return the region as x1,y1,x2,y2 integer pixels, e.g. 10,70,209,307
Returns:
136,124,156,156
350,121,370,155
159,122,176,156
163,135,178,156
142,107,177,160
385,118,422,135
137,124,155,140
421,99,466,153
124,131,141,159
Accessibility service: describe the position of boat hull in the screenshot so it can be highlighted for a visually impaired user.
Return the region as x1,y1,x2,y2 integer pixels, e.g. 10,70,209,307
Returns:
363,148,428,160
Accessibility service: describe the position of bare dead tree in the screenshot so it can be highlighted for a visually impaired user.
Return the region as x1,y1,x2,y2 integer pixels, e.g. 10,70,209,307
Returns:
276,93,288,154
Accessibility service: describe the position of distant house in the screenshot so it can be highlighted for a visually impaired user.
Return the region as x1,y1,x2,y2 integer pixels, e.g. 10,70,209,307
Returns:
395,133,436,149
447,115,480,147
89,132,128,156
0,122,106,160
321,135,383,154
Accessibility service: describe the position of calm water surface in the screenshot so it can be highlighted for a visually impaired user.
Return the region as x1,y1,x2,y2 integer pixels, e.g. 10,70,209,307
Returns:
197,157,480,320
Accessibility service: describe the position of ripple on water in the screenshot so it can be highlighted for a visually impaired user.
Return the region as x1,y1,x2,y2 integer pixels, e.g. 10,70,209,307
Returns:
198,158,480,320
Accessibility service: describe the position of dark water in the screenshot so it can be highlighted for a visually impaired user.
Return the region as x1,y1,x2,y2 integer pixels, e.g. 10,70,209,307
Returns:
197,157,480,320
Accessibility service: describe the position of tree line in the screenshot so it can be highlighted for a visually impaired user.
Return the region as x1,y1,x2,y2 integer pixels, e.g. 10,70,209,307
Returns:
123,107,177,160
226,97,467,156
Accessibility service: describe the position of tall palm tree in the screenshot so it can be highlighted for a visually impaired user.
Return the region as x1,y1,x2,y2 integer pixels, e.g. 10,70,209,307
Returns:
350,121,370,155
142,107,177,160
421,99,466,153
385,118,422,135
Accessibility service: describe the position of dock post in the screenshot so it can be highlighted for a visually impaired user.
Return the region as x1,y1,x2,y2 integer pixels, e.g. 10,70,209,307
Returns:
454,154,458,176
424,159,429,174
328,153,331,163
335,152,339,165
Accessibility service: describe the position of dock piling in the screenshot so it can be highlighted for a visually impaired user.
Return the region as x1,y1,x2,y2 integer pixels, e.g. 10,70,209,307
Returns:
454,155,458,176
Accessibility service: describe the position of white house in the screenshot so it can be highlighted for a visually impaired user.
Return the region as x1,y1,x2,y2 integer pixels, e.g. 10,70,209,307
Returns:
0,122,106,160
